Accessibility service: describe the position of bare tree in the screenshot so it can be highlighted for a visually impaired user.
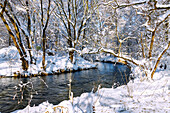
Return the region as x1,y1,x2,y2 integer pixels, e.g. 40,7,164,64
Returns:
41,0,51,71
92,0,170,79
53,0,96,63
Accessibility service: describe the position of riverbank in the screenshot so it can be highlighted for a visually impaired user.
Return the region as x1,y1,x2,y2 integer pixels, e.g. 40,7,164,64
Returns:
13,67,169,113
1,46,169,113
12,57,170,112
0,46,96,77
0,62,130,112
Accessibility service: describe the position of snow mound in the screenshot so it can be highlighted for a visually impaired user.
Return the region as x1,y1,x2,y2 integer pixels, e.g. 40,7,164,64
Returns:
0,46,96,76
0,46,19,60
0,46,21,76
12,101,74,113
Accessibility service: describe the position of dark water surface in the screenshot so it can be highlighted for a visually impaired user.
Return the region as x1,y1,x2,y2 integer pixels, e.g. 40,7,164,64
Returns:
0,62,131,113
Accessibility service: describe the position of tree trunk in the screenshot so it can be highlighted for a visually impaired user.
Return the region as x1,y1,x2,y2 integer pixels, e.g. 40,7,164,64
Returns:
9,36,11,46
69,51,74,63
67,0,74,63
26,0,33,64
41,0,51,71
21,57,29,71
42,31,46,71
0,13,29,71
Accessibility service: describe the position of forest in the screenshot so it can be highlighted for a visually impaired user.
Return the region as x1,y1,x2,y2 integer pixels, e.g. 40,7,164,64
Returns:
0,0,169,112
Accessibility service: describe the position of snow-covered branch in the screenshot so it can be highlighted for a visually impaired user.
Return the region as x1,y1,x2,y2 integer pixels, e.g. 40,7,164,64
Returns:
97,0,147,10
151,42,170,79
149,12,169,58
100,48,144,68
156,4,170,9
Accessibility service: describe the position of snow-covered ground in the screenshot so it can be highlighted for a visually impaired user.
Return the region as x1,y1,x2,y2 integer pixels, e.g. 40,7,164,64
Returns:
0,46,96,77
96,54,117,63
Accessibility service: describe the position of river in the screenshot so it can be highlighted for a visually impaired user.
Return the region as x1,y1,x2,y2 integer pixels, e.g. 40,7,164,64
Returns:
0,62,131,113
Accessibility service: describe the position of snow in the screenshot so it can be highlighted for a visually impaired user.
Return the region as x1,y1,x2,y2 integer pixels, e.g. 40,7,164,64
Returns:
1,46,170,113
15,5,27,12
0,46,21,76
0,46,20,60
67,48,76,52
101,56,117,62
95,53,117,63
156,4,170,9
0,46,96,76
81,48,90,54
158,10,170,22
142,20,154,32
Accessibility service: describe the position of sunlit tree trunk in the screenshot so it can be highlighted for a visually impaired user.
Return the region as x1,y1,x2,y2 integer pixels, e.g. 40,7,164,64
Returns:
67,0,74,63
0,0,28,71
26,0,33,64
0,12,28,71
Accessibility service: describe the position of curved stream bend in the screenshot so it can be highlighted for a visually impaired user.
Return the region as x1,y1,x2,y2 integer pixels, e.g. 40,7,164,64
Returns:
0,62,131,113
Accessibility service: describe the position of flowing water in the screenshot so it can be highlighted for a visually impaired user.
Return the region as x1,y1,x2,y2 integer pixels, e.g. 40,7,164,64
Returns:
0,62,131,113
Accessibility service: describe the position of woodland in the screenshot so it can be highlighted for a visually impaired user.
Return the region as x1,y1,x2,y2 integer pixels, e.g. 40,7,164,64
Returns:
0,0,169,112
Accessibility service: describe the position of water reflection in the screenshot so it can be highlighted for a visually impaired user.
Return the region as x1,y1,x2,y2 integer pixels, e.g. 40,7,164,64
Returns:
0,62,130,113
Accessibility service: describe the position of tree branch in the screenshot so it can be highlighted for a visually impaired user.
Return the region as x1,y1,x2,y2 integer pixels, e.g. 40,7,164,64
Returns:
151,41,170,79
148,14,169,58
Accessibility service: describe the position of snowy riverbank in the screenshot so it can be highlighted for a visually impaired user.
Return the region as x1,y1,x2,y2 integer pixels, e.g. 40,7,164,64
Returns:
12,69,169,113
0,46,96,77
11,56,170,112
1,46,169,113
